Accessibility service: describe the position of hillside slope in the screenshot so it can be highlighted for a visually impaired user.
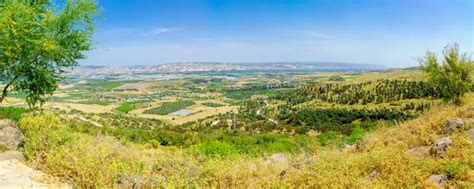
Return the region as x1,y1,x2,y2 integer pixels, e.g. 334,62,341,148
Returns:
4,94,474,188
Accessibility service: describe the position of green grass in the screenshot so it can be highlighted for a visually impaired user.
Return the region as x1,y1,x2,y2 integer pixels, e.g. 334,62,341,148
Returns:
144,100,195,115
74,80,126,92
0,107,30,122
115,100,147,113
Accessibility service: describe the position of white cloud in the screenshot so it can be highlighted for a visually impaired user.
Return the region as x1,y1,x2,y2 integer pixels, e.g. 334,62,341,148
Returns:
150,27,178,35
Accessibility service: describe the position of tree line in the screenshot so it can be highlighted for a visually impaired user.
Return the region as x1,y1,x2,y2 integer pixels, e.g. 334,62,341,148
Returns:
275,79,443,105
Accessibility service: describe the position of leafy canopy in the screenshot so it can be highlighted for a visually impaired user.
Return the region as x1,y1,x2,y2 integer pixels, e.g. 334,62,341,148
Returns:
419,43,473,105
0,0,98,108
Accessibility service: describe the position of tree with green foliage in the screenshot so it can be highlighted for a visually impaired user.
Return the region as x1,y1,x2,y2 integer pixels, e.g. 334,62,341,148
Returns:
419,44,473,105
0,0,98,108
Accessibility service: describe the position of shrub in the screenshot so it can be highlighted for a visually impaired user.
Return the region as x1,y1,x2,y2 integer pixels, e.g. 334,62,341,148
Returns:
318,132,340,146
195,140,238,158
267,138,296,153
346,126,366,144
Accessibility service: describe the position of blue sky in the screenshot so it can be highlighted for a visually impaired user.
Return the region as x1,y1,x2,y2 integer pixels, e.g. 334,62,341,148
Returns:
81,0,473,67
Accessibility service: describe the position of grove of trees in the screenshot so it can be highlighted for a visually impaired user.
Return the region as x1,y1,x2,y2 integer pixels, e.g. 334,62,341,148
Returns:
275,79,442,105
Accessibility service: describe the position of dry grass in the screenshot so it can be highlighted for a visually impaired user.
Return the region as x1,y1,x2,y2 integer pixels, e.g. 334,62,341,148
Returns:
45,102,117,113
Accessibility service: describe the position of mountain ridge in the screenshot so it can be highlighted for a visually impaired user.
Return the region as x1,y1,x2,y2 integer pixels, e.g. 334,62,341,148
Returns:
70,62,389,75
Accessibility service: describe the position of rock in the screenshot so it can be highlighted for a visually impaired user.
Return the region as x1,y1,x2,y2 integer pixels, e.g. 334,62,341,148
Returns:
408,146,429,157
342,144,356,152
265,153,290,169
0,159,71,188
442,118,464,134
267,153,288,164
429,137,453,157
427,174,448,186
0,151,25,162
366,170,380,181
0,120,24,151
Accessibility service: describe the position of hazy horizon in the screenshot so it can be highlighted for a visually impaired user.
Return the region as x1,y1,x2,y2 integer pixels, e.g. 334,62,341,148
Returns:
81,0,473,67
77,61,393,69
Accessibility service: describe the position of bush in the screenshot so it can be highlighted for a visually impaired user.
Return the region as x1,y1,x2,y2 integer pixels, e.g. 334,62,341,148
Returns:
444,160,469,179
346,126,365,144
318,132,340,146
195,140,238,158
267,138,296,153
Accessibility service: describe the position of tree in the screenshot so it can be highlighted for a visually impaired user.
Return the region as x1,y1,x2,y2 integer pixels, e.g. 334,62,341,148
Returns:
0,0,98,108
419,43,473,105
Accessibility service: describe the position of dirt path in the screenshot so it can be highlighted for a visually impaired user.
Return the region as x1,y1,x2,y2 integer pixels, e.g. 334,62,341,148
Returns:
256,100,278,124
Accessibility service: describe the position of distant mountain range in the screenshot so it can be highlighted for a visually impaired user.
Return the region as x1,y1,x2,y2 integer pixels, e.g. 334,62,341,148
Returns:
67,62,388,76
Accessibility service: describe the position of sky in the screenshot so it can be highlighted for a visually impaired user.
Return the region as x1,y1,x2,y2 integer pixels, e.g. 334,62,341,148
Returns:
80,0,473,68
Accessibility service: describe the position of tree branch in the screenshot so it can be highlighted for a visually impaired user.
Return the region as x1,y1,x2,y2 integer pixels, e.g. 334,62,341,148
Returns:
0,75,19,103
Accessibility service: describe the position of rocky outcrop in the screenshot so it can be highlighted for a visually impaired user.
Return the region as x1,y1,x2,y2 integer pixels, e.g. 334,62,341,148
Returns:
0,119,70,188
426,174,448,186
264,153,291,175
0,119,24,151
265,153,290,168
442,118,465,134
0,159,71,188
0,151,26,161
429,137,452,157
